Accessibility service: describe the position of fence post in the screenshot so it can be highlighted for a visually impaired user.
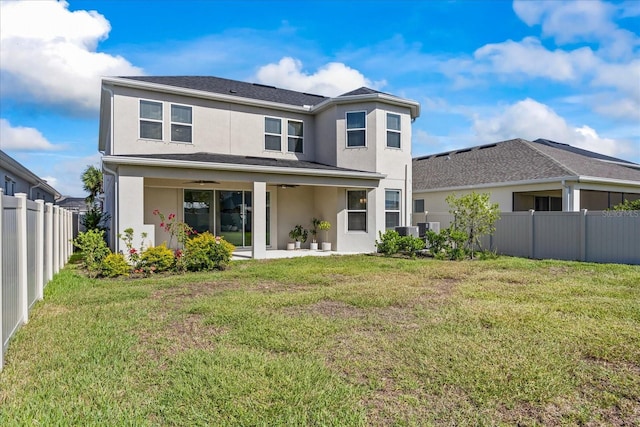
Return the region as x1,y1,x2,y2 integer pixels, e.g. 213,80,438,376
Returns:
16,193,28,324
580,209,588,262
35,200,45,300
0,189,4,371
53,205,60,275
529,209,535,259
45,203,53,282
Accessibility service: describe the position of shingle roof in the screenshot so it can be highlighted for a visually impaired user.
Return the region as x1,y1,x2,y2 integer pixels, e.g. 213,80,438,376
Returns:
112,152,376,174
119,76,329,107
413,138,640,191
339,87,385,96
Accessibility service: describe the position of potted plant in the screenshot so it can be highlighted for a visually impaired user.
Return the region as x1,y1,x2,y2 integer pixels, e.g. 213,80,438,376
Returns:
319,220,331,251
309,218,321,250
288,224,308,250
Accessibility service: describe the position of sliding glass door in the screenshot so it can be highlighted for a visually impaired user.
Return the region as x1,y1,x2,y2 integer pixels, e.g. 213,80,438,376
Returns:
184,189,268,249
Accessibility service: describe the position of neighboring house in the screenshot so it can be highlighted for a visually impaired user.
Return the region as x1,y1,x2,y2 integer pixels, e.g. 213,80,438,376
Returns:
0,149,60,203
99,76,420,257
412,138,640,223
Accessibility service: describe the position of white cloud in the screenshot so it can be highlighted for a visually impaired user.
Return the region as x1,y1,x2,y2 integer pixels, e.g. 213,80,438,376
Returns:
255,57,383,97
512,0,639,60
0,0,143,113
473,37,596,81
0,118,61,151
472,98,634,158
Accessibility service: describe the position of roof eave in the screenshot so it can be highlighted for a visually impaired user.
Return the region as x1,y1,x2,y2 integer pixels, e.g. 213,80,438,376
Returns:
414,174,640,194
102,155,386,180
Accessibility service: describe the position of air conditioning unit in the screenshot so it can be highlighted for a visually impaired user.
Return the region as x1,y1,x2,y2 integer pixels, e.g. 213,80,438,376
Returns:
394,226,419,237
426,222,440,233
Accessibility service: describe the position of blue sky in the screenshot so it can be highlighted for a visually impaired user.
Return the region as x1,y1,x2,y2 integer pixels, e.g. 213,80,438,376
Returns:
1,0,639,197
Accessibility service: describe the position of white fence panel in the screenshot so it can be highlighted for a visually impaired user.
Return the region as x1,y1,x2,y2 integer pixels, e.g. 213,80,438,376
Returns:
415,210,639,265
2,196,21,359
1,192,72,371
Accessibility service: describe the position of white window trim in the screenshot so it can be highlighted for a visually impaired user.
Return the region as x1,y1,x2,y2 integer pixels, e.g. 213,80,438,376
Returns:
346,189,368,232
139,99,163,141
385,189,402,229
264,116,282,152
346,110,367,148
287,119,304,154
170,103,193,144
386,113,401,149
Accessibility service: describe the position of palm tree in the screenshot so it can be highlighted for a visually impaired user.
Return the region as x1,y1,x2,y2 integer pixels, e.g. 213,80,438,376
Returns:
81,165,103,206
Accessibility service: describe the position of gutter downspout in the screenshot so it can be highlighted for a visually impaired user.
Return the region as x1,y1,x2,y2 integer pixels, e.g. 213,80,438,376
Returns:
404,164,409,226
102,163,118,253
101,86,118,251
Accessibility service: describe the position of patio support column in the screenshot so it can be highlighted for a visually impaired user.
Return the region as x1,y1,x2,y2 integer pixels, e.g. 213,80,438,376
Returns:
252,181,267,259
117,175,155,251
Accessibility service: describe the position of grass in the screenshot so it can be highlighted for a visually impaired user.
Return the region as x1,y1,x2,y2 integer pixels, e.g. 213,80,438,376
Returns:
1,255,639,425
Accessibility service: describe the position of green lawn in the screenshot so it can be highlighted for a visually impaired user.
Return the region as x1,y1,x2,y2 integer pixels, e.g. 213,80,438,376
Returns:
1,255,639,425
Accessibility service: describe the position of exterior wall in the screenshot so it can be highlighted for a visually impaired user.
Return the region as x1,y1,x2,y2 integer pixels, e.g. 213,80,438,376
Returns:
0,168,56,202
276,186,315,249
108,85,316,162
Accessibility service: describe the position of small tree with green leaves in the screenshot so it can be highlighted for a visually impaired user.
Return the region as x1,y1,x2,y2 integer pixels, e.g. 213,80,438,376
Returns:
446,192,500,259
611,199,640,211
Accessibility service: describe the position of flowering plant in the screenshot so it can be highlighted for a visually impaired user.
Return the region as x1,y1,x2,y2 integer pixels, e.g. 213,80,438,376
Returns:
152,209,195,248
118,227,147,268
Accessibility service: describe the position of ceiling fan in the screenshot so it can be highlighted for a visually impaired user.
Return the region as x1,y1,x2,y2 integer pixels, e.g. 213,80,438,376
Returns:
184,180,220,185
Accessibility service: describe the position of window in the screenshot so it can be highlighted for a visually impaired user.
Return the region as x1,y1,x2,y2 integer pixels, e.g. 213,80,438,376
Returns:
414,199,425,213
140,100,163,140
385,190,401,229
265,117,281,151
347,190,367,231
171,104,192,143
346,111,366,147
386,113,401,148
4,176,15,196
287,120,303,153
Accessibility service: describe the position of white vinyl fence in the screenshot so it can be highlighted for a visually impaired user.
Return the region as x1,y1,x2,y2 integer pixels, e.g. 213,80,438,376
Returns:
414,210,640,265
1,191,73,371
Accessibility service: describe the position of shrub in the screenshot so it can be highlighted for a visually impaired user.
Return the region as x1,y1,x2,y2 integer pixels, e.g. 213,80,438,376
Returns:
73,229,110,277
141,244,175,272
376,230,401,255
184,232,235,271
101,253,130,277
376,230,425,257
426,227,469,261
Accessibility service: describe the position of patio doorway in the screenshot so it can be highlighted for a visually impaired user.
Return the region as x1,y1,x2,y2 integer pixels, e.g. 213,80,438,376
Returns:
184,189,269,249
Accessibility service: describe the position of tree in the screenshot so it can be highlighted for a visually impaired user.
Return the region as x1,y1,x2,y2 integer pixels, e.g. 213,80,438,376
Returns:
611,199,640,211
80,164,109,232
446,192,500,259
81,165,103,206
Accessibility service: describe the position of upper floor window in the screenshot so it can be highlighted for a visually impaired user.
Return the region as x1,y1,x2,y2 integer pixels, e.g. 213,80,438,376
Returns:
346,111,366,147
171,105,192,143
140,100,163,140
347,190,367,231
265,117,282,151
386,113,401,149
385,190,401,229
4,176,15,196
287,120,303,153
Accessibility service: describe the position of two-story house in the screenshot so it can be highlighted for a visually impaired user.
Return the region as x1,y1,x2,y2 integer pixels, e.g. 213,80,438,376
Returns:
99,76,420,258
0,149,60,203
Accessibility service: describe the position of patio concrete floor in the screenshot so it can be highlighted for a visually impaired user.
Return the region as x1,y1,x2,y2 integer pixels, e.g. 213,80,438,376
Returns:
232,249,362,260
